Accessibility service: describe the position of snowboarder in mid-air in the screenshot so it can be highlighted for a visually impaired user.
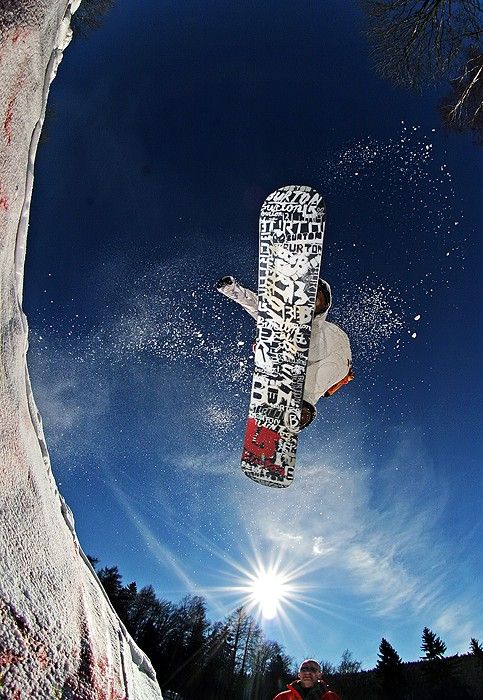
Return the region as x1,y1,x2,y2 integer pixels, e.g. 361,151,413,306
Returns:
216,276,353,430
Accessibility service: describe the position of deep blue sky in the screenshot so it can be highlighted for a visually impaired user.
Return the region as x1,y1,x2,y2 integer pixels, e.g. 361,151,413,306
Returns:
25,1,481,669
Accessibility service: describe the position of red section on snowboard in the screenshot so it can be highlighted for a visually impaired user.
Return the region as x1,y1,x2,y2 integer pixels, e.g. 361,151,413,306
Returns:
242,418,285,479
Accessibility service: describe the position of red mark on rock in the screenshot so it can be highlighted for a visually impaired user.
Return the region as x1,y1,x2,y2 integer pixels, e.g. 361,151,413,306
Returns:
0,181,9,211
0,649,23,666
12,29,28,44
36,644,49,670
3,98,15,145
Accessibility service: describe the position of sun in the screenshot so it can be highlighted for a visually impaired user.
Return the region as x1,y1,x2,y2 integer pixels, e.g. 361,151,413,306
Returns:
212,548,316,628
246,565,292,619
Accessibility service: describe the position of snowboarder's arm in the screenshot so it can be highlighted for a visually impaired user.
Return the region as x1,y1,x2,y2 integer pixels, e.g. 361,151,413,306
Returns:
216,276,258,320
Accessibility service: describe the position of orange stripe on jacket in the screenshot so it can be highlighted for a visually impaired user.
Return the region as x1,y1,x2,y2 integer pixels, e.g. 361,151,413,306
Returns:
324,369,354,397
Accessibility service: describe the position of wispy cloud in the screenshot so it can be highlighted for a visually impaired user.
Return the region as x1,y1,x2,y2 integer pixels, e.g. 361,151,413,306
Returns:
433,601,478,651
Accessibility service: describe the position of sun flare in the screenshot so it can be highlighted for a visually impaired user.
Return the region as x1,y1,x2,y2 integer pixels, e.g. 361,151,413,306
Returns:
246,566,292,619
212,548,319,631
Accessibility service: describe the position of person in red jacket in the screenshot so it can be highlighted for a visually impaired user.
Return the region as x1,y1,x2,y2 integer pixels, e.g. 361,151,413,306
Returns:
273,659,342,700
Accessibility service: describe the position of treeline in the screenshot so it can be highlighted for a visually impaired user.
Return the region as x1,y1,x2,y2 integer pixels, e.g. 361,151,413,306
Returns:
89,557,296,699
90,558,482,700
331,631,482,700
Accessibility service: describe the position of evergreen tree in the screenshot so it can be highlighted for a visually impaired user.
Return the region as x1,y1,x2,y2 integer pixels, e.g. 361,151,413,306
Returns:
178,595,210,696
129,585,165,637
118,581,138,625
97,565,124,609
421,626,447,660
248,639,285,700
376,638,405,699
420,627,453,699
470,637,483,662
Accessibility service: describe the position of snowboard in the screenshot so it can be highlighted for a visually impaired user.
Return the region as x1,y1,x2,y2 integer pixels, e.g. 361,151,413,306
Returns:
241,185,325,488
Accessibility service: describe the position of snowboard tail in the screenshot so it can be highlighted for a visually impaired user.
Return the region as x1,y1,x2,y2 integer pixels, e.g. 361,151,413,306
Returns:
241,185,325,488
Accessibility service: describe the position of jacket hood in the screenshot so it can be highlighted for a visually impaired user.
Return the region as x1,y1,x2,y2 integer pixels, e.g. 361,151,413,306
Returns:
315,279,332,320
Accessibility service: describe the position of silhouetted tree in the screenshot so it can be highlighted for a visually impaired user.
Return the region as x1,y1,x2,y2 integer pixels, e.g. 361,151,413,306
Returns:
226,606,250,677
199,622,232,698
128,585,164,637
470,637,483,665
97,565,123,607
247,639,288,700
421,626,447,660
92,560,136,622
376,637,405,699
338,648,362,674
319,659,337,676
117,581,138,625
87,558,382,699
134,593,176,677
362,0,483,141
177,596,210,697
420,627,452,698
155,595,209,696
265,645,294,698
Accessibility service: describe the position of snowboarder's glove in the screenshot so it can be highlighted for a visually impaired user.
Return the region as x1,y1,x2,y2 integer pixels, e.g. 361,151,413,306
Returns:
216,276,235,290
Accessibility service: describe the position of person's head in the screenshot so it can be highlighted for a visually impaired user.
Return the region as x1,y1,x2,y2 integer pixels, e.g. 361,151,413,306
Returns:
298,659,322,688
315,279,331,316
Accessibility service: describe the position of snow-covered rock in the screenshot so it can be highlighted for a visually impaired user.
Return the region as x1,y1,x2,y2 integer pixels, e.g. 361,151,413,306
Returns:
0,2,162,697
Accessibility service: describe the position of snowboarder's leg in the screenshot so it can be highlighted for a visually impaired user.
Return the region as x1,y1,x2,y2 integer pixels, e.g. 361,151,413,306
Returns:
300,401,316,430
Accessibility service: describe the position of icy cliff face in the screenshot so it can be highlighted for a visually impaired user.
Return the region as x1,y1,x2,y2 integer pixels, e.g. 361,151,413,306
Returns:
0,2,162,698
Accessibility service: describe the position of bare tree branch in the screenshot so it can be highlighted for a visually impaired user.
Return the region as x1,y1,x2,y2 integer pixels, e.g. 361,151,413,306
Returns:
440,47,483,142
362,1,483,140
362,0,482,89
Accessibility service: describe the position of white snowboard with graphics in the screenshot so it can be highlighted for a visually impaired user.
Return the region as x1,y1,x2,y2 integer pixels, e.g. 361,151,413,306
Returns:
241,185,325,488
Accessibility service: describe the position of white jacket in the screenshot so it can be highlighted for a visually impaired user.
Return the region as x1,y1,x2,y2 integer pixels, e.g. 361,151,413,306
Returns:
218,279,352,406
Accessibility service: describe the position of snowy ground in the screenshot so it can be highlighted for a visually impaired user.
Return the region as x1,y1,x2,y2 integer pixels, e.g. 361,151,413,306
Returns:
0,2,162,697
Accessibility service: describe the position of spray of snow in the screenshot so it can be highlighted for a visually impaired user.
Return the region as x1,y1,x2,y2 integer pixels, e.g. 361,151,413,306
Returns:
318,123,465,287
333,282,405,363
